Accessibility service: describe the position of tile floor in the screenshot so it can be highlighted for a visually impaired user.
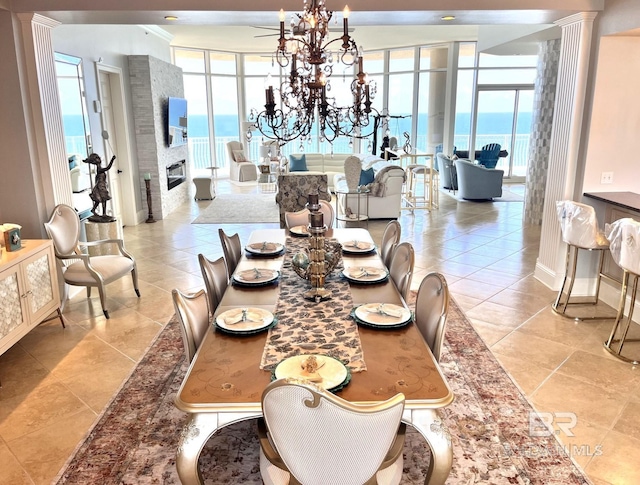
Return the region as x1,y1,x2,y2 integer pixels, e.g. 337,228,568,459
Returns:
1,179,639,485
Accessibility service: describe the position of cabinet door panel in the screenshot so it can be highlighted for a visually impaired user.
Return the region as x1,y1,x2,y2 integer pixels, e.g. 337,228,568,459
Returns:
0,265,27,341
24,249,58,325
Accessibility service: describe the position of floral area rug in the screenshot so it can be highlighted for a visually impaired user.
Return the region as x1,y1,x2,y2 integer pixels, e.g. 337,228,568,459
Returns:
54,294,589,484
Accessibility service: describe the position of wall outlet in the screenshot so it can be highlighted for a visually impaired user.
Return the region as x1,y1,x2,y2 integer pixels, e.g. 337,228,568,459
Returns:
601,172,614,184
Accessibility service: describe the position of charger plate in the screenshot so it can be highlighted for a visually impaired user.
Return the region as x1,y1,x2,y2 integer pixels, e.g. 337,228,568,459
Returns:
351,303,413,329
272,354,351,392
289,225,310,237
214,308,277,335
232,269,280,287
342,266,389,284
342,240,375,254
245,242,285,256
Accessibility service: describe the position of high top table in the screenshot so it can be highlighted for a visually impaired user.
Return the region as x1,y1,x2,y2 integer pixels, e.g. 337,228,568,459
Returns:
384,149,438,210
174,228,454,485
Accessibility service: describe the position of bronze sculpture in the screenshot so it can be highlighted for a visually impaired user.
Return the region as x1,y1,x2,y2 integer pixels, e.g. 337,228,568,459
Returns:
83,153,117,222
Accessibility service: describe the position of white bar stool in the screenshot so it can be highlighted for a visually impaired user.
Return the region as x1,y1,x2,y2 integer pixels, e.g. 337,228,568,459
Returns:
552,200,614,320
604,218,640,364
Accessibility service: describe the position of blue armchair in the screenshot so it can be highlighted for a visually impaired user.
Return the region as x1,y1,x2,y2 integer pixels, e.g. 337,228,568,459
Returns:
455,159,503,200
476,143,501,169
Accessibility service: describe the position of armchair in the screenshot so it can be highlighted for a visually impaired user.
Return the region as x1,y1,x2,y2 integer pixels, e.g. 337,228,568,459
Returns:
275,173,331,228
226,140,258,182
44,204,139,319
437,153,457,191
454,159,504,200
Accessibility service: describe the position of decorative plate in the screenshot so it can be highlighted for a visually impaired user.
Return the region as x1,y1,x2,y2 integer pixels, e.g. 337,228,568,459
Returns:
342,240,375,254
342,266,389,284
214,308,277,335
272,354,351,392
351,303,413,329
232,268,280,287
245,241,285,256
289,225,310,237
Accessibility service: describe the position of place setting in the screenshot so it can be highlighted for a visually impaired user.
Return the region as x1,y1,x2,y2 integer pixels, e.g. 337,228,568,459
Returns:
214,307,278,335
289,225,310,237
341,265,389,284
245,241,285,256
271,354,351,393
351,303,413,329
232,267,280,287
341,239,376,254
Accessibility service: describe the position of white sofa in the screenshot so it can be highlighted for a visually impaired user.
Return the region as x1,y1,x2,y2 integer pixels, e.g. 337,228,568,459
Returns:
333,158,406,219
286,153,379,191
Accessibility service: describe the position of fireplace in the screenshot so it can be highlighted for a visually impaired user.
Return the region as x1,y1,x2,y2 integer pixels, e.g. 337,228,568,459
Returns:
166,160,186,190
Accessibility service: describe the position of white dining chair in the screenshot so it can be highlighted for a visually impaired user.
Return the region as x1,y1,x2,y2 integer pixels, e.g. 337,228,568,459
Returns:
258,378,406,485
284,200,334,229
218,228,242,278
380,220,401,269
172,288,210,362
388,242,415,301
414,272,449,362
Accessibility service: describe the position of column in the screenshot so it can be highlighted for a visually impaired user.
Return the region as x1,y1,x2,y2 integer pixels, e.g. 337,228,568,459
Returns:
534,12,598,290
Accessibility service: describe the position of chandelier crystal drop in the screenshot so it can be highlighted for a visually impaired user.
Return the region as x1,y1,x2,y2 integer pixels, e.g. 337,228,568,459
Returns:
248,0,378,145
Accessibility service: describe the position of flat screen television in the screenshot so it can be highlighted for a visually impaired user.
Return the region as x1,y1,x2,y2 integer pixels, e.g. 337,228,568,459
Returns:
166,97,188,148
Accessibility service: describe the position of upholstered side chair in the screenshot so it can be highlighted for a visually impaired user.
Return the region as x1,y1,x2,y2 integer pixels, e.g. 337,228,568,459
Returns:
218,228,242,279
380,220,401,269
198,254,228,316
414,272,450,362
226,140,258,182
389,242,415,301
172,288,210,362
44,204,139,319
259,379,406,485
284,200,334,229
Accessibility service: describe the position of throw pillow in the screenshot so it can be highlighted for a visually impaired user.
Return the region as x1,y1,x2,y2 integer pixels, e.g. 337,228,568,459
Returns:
359,167,375,186
68,155,77,170
233,150,247,162
289,154,308,172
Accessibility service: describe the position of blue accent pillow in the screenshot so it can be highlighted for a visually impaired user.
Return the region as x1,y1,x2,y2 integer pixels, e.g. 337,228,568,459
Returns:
289,154,308,172
359,167,375,186
68,155,77,169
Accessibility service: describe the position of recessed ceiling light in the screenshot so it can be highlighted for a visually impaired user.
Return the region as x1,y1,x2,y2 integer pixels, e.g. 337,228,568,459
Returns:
164,15,178,21
441,15,456,21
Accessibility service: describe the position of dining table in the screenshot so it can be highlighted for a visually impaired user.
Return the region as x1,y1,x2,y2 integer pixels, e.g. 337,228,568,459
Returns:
174,227,454,485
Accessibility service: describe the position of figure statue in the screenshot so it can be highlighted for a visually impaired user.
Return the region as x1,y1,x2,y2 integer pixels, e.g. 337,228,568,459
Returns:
403,131,412,154
83,153,117,222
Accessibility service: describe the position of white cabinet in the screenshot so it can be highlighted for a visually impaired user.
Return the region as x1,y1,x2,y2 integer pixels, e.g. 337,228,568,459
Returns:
0,240,61,356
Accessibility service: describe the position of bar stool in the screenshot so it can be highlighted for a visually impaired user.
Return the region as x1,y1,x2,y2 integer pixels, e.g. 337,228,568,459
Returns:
603,218,640,364
405,164,439,210
552,200,613,320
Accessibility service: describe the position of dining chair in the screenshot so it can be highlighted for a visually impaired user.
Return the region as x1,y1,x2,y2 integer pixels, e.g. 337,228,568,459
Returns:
198,254,228,316
380,220,401,269
172,288,210,362
552,200,614,320
388,242,415,301
414,272,450,362
258,379,406,485
284,200,334,229
218,228,242,279
44,203,139,319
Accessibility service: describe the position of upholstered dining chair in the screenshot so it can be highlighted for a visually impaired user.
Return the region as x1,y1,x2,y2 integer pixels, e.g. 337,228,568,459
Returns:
258,379,406,485
198,254,228,316
380,220,401,269
284,200,334,229
44,204,139,319
388,242,415,301
218,228,242,279
171,288,210,362
414,272,450,362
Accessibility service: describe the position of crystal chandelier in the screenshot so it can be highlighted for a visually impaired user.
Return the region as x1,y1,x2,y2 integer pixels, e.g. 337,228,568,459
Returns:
248,0,378,149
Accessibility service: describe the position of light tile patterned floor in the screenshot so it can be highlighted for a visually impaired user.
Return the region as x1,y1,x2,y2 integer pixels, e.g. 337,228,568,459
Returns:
0,179,638,484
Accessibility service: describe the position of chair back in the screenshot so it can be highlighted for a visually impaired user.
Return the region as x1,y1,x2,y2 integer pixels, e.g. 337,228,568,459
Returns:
606,218,640,274
43,204,81,256
556,200,608,249
218,229,242,278
477,143,501,168
172,288,210,362
284,200,334,229
198,254,228,315
415,272,449,362
262,379,405,485
389,242,415,300
226,140,244,163
380,220,401,269
344,156,363,192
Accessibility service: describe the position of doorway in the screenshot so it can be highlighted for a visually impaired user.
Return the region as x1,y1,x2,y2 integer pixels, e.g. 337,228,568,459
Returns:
472,85,534,180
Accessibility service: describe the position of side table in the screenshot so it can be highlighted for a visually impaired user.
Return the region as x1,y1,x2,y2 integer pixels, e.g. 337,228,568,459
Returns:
336,187,370,226
258,164,277,193
193,167,218,200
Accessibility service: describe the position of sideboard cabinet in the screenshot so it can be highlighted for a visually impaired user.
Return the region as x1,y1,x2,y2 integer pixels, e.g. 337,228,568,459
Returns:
0,240,61,356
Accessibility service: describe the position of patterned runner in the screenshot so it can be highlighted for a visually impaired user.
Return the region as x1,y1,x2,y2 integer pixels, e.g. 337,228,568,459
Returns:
260,236,367,372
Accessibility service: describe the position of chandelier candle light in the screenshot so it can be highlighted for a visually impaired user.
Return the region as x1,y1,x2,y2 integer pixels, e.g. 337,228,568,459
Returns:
248,0,378,148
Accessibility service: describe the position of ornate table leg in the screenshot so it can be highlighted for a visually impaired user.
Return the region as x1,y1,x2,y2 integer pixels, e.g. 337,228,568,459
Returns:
407,408,453,485
176,412,220,485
